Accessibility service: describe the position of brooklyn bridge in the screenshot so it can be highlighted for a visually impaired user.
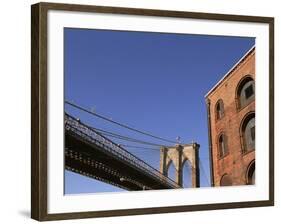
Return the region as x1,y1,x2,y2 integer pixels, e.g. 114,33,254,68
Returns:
65,101,201,191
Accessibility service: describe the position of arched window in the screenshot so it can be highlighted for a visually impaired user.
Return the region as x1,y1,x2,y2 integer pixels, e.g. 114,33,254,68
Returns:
241,113,255,152
215,99,224,120
237,76,255,109
218,133,228,158
246,161,255,185
220,174,232,186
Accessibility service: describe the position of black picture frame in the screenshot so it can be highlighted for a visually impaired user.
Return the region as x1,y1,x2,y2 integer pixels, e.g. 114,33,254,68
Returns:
31,2,274,221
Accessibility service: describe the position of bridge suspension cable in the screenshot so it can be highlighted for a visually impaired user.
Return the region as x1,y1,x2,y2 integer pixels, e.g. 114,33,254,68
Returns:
119,144,160,151
87,125,165,147
96,130,164,147
65,100,177,144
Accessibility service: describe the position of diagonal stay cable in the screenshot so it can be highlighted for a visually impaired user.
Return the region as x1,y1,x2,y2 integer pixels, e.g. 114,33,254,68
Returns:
92,126,164,146
85,124,165,147
96,130,164,147
199,158,211,186
119,144,160,151
65,100,177,144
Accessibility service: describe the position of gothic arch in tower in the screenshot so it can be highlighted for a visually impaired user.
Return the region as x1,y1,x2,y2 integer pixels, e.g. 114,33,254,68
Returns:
160,143,200,187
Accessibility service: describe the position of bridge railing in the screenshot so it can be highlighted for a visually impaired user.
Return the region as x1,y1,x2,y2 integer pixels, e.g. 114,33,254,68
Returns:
65,113,180,189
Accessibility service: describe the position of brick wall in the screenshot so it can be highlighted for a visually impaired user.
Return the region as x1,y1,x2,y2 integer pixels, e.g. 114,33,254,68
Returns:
206,48,255,186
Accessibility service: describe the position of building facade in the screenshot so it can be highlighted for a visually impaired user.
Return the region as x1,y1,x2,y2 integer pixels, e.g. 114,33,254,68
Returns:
206,47,255,187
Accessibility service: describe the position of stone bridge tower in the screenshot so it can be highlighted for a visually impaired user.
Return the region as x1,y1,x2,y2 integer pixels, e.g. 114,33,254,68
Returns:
160,143,200,187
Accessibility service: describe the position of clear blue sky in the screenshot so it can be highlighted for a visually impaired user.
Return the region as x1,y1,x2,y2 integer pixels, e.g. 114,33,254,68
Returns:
64,28,255,194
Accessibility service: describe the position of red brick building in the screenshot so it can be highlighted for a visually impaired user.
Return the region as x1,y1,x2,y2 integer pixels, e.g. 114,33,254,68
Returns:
206,47,255,187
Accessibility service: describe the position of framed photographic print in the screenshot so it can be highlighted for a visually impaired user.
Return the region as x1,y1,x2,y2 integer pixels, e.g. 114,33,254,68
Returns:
31,2,274,221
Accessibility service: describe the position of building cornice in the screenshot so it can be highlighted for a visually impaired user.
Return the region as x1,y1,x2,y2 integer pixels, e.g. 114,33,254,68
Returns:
205,46,255,98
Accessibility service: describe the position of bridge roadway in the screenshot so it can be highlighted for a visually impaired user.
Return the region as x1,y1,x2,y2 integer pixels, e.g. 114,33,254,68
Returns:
65,113,181,191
